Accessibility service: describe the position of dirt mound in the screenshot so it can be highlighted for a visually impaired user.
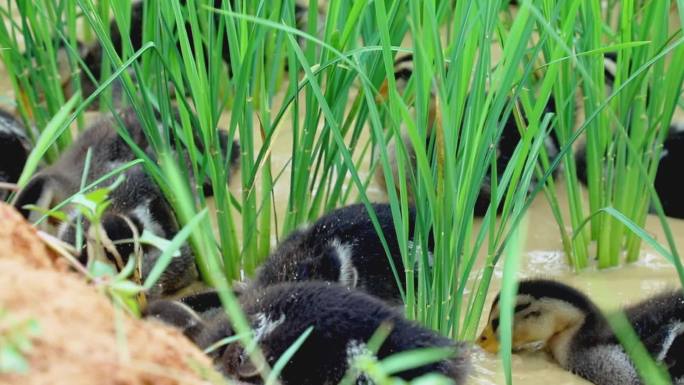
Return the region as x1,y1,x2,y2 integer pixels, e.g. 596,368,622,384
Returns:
0,203,223,385
0,201,63,270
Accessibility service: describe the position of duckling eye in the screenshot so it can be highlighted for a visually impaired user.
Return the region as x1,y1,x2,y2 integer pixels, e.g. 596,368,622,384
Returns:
395,68,413,80
523,310,541,319
514,303,531,313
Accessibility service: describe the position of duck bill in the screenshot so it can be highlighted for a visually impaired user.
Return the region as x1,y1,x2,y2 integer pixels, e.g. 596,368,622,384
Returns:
478,324,500,353
376,80,389,103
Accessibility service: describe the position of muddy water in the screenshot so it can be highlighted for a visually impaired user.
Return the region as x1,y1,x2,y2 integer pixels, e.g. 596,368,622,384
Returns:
2,23,683,385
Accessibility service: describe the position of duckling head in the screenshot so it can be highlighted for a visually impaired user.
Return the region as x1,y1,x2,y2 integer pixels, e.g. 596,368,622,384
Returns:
478,280,594,359
376,53,416,103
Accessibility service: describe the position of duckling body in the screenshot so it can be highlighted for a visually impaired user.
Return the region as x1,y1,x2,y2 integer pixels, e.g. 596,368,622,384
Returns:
58,166,199,297
654,125,684,219
13,108,148,220
148,282,470,385
144,294,231,359
0,109,30,201
253,203,430,304
14,107,239,296
479,279,684,385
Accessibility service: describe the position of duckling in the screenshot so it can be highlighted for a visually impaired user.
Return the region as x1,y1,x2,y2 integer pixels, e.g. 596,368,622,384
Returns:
150,282,470,385
478,279,684,385
0,108,31,201
375,53,560,216
144,295,232,359
654,124,684,219
56,166,199,297
251,203,431,304
12,107,148,221
14,106,238,219
13,107,238,296
145,296,207,340
177,289,225,313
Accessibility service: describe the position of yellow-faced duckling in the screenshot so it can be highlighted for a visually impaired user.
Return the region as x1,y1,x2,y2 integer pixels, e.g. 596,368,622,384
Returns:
479,279,684,385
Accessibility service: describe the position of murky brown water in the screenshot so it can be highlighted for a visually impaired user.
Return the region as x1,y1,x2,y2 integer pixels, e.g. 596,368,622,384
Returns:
1,8,683,385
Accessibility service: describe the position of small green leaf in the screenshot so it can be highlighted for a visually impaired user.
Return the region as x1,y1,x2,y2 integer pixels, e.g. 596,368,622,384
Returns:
90,260,117,278
71,193,98,215
111,280,143,296
0,346,29,374
19,205,67,222
84,188,112,207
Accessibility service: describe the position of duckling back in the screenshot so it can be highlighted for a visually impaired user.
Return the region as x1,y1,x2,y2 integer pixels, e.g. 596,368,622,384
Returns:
253,203,429,304
227,281,469,385
625,291,684,383
558,290,684,385
146,283,469,385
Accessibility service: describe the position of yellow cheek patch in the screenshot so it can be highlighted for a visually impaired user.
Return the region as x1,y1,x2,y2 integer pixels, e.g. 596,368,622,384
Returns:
477,324,500,353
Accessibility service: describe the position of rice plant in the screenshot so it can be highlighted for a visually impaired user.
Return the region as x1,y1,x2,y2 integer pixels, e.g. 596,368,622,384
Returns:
525,0,684,269
2,0,683,384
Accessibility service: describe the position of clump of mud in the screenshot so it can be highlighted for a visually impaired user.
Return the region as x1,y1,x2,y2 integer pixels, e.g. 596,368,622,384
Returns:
0,202,223,385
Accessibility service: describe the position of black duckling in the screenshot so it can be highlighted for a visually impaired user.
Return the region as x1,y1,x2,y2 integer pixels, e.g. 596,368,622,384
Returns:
14,106,239,218
56,166,199,297
13,108,149,221
148,282,470,385
654,124,684,219
13,107,238,296
251,203,430,304
0,108,31,201
145,295,232,359
478,279,684,385
375,53,560,216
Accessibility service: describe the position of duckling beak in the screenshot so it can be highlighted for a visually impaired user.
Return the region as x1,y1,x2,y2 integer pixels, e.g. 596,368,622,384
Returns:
477,324,500,353
17,89,34,119
376,80,390,103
